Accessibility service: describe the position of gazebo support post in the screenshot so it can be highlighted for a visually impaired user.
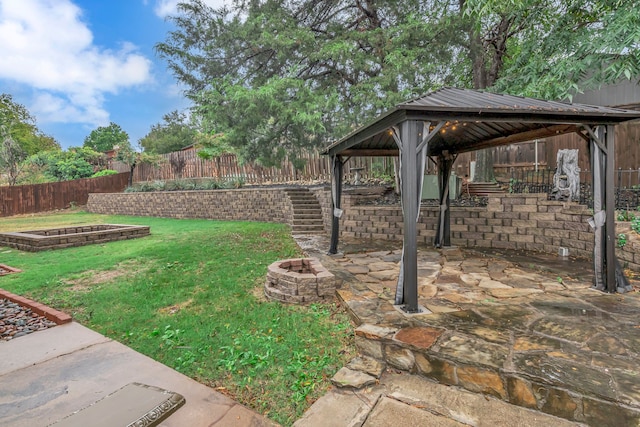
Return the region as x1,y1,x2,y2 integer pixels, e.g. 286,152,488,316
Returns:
392,120,442,311
605,125,617,292
590,127,607,290
587,125,630,293
589,128,605,291
434,153,455,248
398,120,420,312
328,155,344,255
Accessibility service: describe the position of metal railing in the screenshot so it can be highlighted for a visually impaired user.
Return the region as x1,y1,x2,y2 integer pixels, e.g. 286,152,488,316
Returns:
508,167,640,209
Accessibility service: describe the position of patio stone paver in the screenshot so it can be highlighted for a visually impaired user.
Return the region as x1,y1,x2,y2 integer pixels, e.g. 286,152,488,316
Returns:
296,234,640,426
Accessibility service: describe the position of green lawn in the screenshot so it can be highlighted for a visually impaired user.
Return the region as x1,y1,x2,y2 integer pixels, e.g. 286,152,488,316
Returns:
0,210,355,426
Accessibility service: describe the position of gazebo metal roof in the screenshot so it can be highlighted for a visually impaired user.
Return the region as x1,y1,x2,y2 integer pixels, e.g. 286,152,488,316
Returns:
324,87,640,157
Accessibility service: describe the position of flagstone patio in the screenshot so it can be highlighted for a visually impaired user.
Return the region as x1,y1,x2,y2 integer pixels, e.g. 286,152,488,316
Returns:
297,235,640,426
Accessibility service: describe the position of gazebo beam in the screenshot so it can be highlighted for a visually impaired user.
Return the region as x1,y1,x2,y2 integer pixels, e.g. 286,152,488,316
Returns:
453,124,580,153
340,149,399,157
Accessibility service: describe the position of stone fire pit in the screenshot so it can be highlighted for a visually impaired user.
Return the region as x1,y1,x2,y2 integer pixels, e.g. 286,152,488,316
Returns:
265,258,337,304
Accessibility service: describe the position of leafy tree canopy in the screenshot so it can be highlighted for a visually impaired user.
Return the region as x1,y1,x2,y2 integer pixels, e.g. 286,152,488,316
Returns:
0,93,60,156
28,147,106,182
139,110,197,154
157,0,640,166
467,0,640,100
195,131,234,159
1,94,60,185
0,131,27,186
83,122,130,153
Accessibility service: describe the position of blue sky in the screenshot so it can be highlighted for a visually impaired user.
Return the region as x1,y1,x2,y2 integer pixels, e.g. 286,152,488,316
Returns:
0,0,226,150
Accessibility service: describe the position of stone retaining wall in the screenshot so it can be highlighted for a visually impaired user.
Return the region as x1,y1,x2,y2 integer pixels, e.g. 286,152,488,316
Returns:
335,192,639,272
88,188,294,225
87,189,640,272
340,193,592,255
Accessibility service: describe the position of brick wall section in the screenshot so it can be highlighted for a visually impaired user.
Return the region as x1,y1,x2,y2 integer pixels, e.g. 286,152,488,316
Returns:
333,192,639,272
87,188,295,225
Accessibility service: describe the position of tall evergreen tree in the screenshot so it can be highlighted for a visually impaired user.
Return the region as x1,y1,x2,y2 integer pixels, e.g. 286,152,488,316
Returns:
157,0,640,169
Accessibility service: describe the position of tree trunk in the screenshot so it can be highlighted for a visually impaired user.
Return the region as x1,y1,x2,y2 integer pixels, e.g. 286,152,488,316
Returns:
461,2,513,183
468,25,495,182
474,149,495,182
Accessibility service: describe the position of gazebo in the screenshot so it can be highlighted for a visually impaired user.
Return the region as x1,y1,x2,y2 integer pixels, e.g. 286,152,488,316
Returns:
323,87,640,313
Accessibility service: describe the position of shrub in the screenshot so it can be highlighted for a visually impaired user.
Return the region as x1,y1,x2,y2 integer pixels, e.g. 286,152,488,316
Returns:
91,169,119,178
124,178,241,192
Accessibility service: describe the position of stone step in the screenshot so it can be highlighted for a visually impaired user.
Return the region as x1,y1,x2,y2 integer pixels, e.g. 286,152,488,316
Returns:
293,203,322,212
289,198,319,204
293,202,322,212
349,319,640,426
285,190,315,195
292,205,321,210
291,204,322,210
286,188,323,235
292,221,324,227
293,214,323,220
466,182,505,196
291,225,325,233
293,219,323,225
294,371,580,427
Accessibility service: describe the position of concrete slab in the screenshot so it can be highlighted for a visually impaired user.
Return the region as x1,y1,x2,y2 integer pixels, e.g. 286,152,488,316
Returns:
51,383,185,427
292,388,383,427
0,323,275,427
362,396,466,427
0,322,110,376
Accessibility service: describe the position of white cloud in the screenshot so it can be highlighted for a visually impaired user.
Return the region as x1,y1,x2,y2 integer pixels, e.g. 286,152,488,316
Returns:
153,0,228,18
0,0,152,126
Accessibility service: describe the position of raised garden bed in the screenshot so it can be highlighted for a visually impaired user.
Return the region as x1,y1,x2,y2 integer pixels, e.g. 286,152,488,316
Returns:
0,224,150,252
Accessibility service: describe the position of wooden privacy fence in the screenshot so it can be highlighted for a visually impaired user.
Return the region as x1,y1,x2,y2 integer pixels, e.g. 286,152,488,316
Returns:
0,172,130,217
112,150,396,184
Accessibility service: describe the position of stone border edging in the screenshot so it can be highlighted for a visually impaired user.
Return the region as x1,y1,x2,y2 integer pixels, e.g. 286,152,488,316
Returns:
0,288,72,324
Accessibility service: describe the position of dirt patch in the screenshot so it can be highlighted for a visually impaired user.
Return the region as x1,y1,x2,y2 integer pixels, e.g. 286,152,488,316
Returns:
251,282,269,302
158,299,193,315
64,260,148,292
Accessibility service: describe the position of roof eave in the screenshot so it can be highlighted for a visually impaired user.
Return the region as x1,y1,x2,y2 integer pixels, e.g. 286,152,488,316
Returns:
323,108,405,156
